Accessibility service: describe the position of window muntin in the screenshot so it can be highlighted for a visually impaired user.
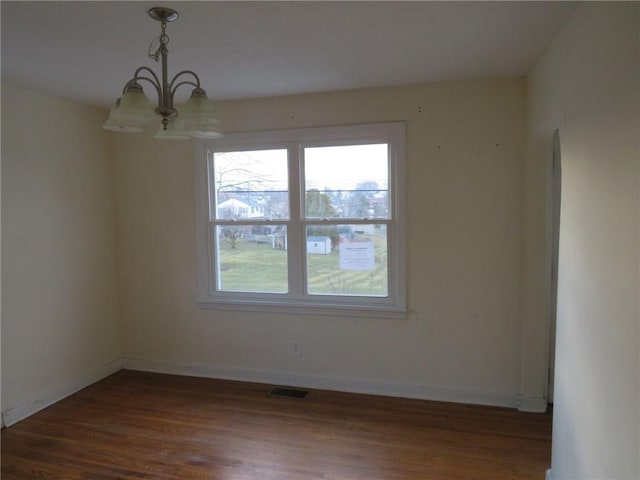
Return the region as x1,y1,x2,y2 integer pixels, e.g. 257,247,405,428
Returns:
195,122,406,317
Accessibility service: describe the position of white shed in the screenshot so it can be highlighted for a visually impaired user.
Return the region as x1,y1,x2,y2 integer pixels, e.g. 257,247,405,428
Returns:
307,236,332,254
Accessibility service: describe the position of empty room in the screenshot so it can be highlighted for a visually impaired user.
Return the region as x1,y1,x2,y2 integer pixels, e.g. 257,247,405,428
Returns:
1,2,638,479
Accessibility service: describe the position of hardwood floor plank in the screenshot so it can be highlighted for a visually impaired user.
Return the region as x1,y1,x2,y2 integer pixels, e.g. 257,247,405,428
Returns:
1,370,551,479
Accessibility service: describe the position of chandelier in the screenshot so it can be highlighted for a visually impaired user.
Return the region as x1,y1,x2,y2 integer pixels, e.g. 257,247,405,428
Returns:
103,6,221,140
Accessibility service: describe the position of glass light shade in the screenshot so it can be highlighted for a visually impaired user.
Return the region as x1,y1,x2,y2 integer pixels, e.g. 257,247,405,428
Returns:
103,104,143,133
185,118,222,138
180,91,217,121
113,88,157,124
154,117,191,140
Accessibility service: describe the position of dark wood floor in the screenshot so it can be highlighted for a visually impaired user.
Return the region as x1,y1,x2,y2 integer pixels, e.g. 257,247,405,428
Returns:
1,370,551,479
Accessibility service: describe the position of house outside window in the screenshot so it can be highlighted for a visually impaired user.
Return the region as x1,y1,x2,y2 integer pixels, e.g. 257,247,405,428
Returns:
194,122,406,318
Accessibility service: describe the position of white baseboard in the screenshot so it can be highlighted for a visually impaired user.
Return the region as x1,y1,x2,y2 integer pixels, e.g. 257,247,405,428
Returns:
1,356,543,427
545,468,553,480
517,395,549,413
122,357,520,409
1,358,123,427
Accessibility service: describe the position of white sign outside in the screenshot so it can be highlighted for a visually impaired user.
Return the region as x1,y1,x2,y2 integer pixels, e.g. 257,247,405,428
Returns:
340,242,375,270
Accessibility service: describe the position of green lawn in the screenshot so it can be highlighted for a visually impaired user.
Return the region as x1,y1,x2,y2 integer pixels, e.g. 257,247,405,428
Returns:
218,241,288,293
218,234,388,296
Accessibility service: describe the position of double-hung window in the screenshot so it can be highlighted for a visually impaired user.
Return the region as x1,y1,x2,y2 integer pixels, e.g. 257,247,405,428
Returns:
194,122,406,317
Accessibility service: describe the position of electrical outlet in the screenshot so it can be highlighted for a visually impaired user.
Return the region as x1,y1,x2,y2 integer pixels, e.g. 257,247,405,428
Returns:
291,339,301,356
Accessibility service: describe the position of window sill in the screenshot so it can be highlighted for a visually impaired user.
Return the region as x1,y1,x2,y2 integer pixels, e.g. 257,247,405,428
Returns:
196,297,407,319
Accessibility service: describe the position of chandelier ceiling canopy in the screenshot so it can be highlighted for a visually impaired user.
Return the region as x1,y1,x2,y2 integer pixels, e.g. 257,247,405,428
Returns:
103,6,221,140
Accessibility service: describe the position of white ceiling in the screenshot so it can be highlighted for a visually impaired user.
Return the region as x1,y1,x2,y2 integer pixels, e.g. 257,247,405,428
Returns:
1,1,577,109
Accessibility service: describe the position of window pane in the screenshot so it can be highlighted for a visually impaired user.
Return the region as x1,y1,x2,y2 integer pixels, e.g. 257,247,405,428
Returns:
213,149,289,220
216,225,288,293
306,224,388,296
304,144,389,219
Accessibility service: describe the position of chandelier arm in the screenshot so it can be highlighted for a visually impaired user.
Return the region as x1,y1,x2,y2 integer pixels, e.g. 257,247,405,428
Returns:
169,70,202,92
170,80,200,100
130,67,163,105
133,66,162,88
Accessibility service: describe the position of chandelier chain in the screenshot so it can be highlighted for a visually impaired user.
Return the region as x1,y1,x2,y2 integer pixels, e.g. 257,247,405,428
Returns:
148,22,170,62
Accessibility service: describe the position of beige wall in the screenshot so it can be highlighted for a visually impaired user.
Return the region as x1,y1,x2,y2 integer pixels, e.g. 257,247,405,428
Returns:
2,7,638,474
526,2,639,478
113,78,528,405
1,83,122,424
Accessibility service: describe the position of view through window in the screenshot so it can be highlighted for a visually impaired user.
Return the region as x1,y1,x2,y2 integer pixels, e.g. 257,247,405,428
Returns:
195,122,406,317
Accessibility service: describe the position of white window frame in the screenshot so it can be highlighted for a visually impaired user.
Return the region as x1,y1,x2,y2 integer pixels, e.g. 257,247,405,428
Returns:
194,122,406,318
